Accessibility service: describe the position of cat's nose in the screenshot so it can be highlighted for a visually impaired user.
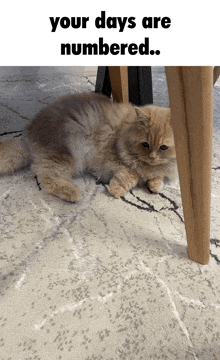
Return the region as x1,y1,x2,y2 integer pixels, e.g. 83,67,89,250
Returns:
148,151,157,159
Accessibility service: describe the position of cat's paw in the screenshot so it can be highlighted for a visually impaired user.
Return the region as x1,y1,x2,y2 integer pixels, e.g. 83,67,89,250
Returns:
43,180,81,202
56,186,81,202
105,181,127,199
147,178,164,194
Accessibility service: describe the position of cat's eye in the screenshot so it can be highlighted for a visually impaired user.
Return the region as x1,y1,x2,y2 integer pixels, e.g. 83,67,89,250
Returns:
142,142,149,148
160,145,169,150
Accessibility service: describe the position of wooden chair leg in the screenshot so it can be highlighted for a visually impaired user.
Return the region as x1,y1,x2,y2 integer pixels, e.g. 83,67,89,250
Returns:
108,66,129,103
165,66,213,265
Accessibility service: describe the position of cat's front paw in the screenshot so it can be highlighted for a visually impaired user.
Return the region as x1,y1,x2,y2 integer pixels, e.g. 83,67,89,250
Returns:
106,179,127,199
147,178,164,194
42,179,81,202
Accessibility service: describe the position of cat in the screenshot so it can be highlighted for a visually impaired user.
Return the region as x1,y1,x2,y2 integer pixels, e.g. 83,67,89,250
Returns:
0,92,177,202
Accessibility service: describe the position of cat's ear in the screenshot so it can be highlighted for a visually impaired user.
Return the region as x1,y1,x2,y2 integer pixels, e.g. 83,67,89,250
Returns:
135,107,145,117
134,106,151,119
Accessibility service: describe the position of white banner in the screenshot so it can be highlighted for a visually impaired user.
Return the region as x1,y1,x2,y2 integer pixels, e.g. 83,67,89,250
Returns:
0,0,218,65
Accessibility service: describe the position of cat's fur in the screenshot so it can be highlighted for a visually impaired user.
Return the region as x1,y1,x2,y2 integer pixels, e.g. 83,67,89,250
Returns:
0,92,177,201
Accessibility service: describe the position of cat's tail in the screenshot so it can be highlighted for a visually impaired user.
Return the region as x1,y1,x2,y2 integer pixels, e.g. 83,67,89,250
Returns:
0,135,32,175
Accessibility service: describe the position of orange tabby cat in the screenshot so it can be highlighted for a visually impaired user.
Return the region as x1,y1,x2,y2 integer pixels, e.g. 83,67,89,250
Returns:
0,92,177,201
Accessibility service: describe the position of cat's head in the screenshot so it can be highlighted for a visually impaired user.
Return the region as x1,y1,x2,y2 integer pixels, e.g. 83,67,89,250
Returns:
118,105,176,166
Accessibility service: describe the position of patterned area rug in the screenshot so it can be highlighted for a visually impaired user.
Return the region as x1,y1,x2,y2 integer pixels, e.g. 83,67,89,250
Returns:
0,67,220,360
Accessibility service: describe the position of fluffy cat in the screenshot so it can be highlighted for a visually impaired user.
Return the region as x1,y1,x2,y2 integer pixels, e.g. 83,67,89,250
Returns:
0,92,177,201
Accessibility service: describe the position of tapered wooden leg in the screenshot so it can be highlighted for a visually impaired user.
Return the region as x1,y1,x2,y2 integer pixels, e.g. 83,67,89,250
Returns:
165,66,213,265
108,66,129,103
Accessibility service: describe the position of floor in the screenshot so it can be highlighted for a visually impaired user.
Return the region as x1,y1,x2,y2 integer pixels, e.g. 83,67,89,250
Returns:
0,66,220,360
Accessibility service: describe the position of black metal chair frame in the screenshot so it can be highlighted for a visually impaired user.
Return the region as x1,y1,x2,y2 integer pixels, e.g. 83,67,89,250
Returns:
95,66,153,106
